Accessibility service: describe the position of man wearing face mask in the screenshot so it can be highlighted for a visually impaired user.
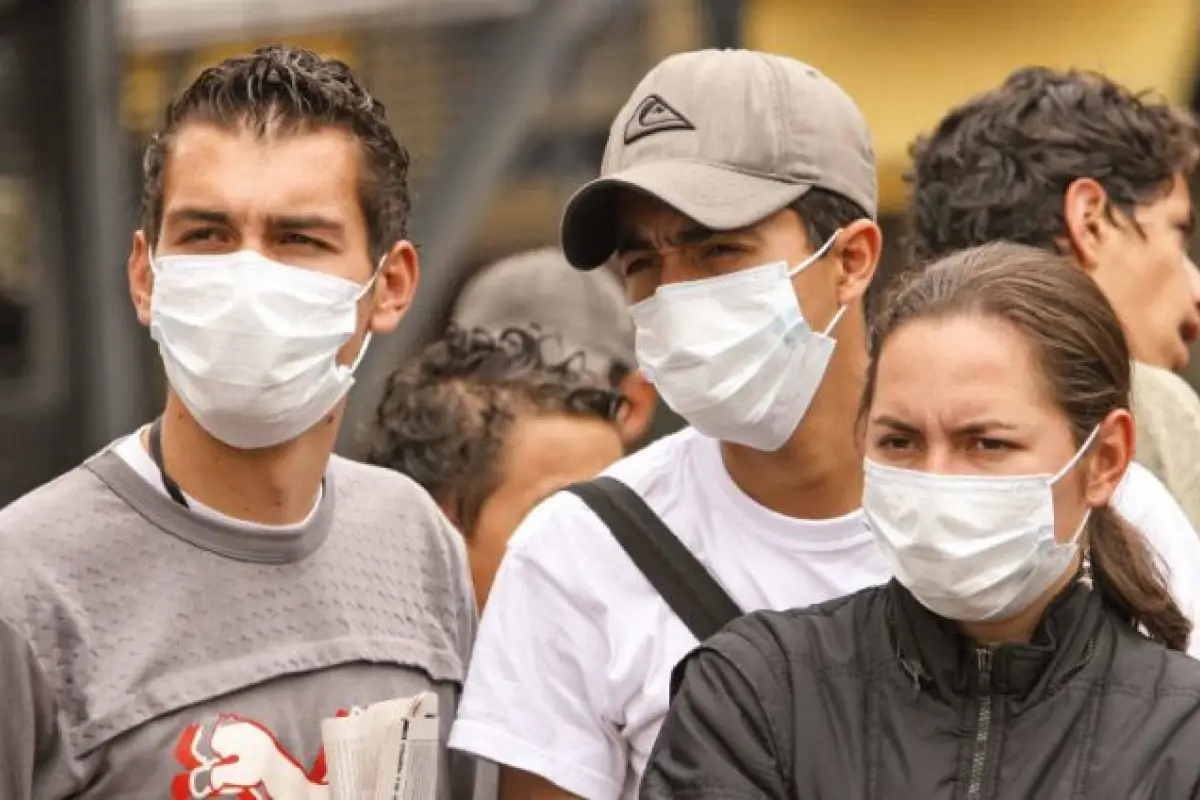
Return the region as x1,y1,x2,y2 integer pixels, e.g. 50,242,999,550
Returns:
0,47,483,799
449,50,1200,800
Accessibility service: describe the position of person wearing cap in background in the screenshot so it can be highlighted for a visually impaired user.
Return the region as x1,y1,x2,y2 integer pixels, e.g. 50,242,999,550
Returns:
451,247,658,448
448,50,1200,800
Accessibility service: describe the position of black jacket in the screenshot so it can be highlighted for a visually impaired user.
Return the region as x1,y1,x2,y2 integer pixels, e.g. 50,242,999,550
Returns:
641,579,1200,799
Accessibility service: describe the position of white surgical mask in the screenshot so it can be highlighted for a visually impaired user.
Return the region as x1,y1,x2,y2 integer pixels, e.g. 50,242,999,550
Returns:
149,249,380,449
864,426,1101,623
629,230,844,451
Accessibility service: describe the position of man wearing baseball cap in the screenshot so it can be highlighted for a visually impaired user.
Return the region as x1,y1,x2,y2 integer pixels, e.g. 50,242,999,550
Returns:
448,48,1200,800
449,49,884,799
451,247,658,446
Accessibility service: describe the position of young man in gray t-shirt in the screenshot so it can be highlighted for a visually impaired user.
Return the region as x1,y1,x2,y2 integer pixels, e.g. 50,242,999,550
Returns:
0,45,486,800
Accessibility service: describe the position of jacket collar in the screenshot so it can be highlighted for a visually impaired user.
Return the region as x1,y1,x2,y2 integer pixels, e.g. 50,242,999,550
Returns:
887,576,1103,705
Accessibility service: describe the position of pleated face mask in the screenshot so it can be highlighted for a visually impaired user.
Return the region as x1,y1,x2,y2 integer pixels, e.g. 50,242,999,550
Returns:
864,425,1100,622
630,230,844,451
150,249,380,449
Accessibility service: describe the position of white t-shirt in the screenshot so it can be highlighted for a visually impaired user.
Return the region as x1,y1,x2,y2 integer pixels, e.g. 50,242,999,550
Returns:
449,426,1200,800
111,427,321,531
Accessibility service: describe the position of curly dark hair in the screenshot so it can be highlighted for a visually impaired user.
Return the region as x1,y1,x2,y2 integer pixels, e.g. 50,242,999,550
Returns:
906,67,1200,265
140,44,411,260
365,326,626,535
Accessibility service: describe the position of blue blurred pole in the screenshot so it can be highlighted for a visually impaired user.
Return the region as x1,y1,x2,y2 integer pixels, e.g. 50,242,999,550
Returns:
64,0,150,450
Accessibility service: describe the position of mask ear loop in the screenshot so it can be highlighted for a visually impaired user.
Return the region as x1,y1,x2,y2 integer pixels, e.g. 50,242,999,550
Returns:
1050,424,1103,485
355,253,389,301
784,229,848,337
348,253,390,373
786,228,843,278
1051,424,1104,561
822,304,849,337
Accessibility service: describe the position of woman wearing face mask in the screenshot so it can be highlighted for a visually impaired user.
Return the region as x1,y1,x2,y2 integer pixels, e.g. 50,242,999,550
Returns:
640,241,1200,799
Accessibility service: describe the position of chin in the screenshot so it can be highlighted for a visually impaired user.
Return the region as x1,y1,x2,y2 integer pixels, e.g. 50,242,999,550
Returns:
1138,340,1191,372
1166,351,1190,373
1169,338,1194,371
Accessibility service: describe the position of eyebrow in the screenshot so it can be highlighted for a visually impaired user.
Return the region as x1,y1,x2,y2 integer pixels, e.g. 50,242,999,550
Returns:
870,414,921,434
613,223,732,256
163,207,231,228
951,420,1022,436
269,214,345,235
162,207,345,235
870,414,1021,435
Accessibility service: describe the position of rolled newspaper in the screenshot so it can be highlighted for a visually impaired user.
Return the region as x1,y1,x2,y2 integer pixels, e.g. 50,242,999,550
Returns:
321,692,439,800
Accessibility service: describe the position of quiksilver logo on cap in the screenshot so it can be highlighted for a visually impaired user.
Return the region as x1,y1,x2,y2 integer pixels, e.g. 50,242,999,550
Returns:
623,94,694,145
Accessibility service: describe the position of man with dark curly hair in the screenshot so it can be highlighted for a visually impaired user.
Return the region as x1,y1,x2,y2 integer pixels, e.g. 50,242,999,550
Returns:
906,66,1200,532
0,45,484,798
366,326,625,608
451,248,659,448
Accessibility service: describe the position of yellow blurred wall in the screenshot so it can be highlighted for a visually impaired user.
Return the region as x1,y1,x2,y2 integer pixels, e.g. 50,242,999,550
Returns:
746,0,1200,213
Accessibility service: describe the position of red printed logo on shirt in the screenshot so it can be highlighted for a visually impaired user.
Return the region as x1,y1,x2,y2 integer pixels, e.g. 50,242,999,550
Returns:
171,711,347,799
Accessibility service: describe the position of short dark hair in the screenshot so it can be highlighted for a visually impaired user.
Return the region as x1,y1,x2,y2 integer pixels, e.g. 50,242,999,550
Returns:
365,326,625,535
906,67,1200,264
140,44,411,260
790,187,870,249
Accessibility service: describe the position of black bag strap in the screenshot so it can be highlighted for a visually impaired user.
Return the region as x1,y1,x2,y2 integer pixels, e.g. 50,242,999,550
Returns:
565,476,743,642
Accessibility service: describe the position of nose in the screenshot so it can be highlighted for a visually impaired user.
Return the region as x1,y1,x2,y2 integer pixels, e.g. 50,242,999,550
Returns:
627,249,697,303
657,249,698,289
920,446,956,476
1188,256,1200,310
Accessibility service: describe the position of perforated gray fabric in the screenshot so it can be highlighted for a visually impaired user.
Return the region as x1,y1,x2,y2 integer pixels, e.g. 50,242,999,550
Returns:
0,448,483,799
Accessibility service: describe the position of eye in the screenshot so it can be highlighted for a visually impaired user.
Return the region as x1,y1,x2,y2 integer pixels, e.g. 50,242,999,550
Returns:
179,228,223,244
875,434,913,451
280,232,329,249
702,242,744,259
971,437,1014,452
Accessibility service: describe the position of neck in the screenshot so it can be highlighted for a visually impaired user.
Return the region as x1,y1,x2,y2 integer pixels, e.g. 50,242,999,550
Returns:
721,342,867,520
959,559,1080,645
145,394,336,525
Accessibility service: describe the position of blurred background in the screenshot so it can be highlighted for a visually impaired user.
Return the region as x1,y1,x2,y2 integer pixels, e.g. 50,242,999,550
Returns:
0,0,1198,505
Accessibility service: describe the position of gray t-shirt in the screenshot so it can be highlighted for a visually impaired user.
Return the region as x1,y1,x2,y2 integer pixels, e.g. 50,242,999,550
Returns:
0,443,485,799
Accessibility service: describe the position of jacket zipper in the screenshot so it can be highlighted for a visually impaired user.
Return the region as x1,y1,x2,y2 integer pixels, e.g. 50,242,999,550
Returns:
966,647,995,800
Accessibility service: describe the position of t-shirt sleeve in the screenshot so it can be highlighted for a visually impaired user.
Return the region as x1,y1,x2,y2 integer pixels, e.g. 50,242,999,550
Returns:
641,626,790,800
0,616,77,799
1111,462,1200,659
449,495,623,800
1130,362,1200,533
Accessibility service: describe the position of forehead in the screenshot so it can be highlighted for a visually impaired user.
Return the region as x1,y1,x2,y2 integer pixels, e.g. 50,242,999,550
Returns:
161,121,362,224
872,315,1056,420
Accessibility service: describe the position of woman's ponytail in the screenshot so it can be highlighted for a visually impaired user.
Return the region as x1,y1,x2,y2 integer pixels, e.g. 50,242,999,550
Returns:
1088,504,1191,652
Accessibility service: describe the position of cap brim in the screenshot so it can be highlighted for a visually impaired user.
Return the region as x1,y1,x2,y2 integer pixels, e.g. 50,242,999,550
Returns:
560,161,813,270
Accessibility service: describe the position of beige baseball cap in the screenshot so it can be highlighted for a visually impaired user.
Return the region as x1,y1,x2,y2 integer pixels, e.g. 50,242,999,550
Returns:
561,49,877,270
452,247,636,383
